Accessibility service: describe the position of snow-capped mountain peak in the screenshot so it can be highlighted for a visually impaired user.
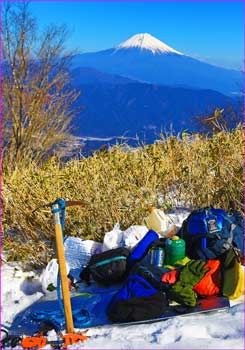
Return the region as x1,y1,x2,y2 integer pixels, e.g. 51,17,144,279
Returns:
116,33,183,55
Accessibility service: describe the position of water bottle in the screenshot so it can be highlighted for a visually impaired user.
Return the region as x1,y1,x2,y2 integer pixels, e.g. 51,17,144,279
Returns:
165,236,186,265
149,247,165,267
143,207,176,237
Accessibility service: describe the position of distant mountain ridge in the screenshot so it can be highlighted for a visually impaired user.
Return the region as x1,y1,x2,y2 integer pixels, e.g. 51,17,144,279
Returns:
73,33,243,96
72,68,239,142
72,67,137,86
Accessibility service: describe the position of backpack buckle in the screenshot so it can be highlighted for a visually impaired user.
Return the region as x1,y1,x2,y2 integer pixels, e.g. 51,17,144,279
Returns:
232,246,242,263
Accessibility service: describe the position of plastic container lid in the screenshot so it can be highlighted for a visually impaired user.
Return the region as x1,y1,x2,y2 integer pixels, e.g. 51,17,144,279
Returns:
172,236,180,241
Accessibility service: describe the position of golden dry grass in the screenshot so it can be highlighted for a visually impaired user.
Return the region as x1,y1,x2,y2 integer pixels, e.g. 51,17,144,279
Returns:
3,125,244,266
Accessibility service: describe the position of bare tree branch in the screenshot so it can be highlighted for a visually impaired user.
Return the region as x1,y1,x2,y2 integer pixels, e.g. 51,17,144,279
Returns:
2,2,80,167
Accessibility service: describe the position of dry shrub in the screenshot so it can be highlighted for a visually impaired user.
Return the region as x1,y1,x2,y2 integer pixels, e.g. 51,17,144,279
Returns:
3,125,244,265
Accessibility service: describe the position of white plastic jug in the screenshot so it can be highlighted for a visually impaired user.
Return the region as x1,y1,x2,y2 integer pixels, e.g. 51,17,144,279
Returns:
143,207,176,237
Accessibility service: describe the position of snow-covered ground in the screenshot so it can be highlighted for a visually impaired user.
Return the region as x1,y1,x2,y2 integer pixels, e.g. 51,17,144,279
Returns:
2,209,244,349
2,261,244,349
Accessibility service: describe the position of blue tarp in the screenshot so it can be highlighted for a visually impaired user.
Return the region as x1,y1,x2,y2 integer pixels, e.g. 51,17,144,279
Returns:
10,283,121,335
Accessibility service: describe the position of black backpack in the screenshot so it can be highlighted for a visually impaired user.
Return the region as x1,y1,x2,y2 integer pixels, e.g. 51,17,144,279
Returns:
79,247,130,286
180,207,244,261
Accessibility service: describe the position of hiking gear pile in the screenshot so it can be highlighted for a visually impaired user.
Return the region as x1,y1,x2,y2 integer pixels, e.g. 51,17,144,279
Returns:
15,205,244,335
80,206,244,323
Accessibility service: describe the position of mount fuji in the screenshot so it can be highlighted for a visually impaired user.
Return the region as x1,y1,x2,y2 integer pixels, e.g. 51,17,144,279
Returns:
69,33,242,151
73,33,242,96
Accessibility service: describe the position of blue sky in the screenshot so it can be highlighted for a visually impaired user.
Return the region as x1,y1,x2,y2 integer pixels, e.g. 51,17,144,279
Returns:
30,1,244,69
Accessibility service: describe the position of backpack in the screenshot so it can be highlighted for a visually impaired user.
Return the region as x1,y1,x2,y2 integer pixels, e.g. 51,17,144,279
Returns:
180,207,244,261
107,274,168,322
79,247,130,286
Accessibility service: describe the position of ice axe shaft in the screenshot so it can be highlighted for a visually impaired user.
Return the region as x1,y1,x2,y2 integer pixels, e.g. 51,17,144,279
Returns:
52,203,74,333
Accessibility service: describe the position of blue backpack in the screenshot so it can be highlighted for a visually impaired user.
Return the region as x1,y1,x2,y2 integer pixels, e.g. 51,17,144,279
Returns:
180,207,244,260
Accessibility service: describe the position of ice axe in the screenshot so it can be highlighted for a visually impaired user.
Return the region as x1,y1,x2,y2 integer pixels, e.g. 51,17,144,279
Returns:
33,198,87,334
51,199,86,334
